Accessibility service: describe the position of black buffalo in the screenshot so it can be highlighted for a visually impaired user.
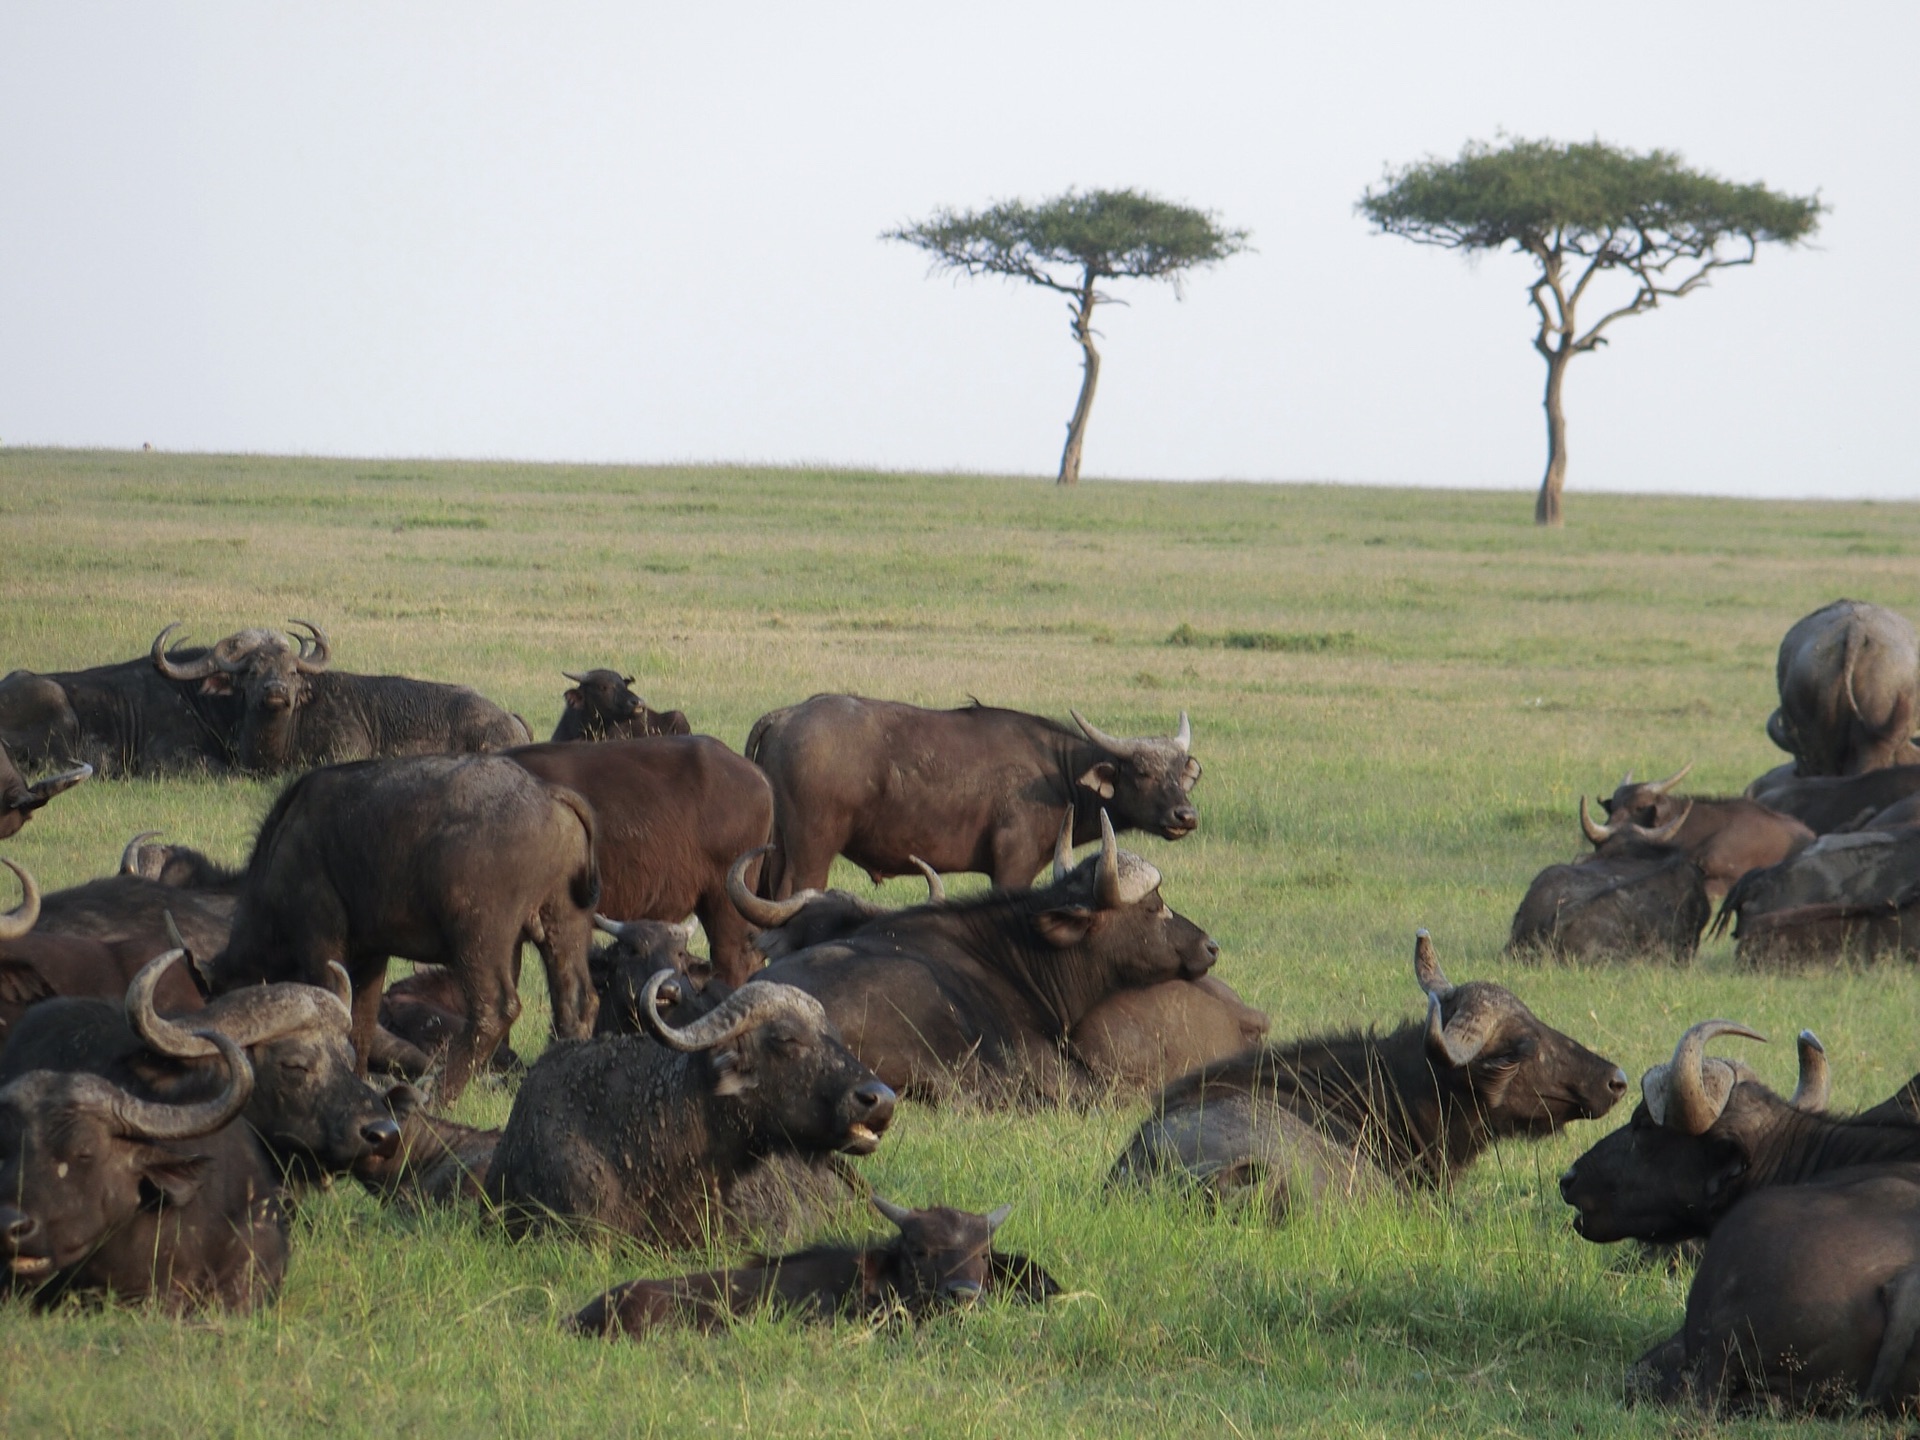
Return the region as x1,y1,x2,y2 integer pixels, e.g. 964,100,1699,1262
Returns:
207,754,600,1102
551,669,690,741
0,639,241,776
568,1195,1056,1336
1713,826,1920,965
747,696,1200,896
1109,932,1626,1218
488,973,895,1247
0,742,89,840
1510,807,1711,961
1745,762,1920,835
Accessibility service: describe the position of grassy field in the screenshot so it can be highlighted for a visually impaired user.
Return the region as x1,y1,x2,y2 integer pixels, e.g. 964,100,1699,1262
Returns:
3,449,1919,1437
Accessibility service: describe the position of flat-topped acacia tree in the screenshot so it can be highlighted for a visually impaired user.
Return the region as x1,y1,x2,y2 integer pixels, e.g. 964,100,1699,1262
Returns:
1359,139,1821,526
886,189,1248,486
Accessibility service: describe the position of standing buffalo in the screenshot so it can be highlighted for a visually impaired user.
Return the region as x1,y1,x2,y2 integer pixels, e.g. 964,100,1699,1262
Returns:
746,696,1200,895
0,742,90,840
551,669,690,741
507,737,774,987
1580,763,1813,899
488,972,896,1246
207,755,600,1102
0,639,241,776
1768,600,1920,777
151,621,529,773
1110,932,1626,1218
1510,807,1711,961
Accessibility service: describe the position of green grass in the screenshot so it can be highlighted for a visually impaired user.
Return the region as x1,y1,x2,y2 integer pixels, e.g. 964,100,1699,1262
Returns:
4,449,1920,1436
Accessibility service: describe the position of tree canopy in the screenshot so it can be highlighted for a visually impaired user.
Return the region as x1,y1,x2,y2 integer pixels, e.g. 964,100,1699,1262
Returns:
886,189,1248,484
1359,138,1822,525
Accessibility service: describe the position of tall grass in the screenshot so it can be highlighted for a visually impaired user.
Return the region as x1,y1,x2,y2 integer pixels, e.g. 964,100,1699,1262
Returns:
2,450,1917,1436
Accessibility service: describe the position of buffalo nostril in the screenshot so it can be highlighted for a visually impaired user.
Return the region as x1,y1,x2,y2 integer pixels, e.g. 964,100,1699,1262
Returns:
0,1208,38,1246
1558,1168,1577,1200
942,1280,983,1302
855,1083,897,1120
1205,939,1220,961
1607,1067,1628,1095
1175,808,1198,827
362,1118,402,1159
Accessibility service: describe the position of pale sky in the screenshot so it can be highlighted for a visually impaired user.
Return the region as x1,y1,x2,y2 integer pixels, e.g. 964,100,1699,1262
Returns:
2,3,1913,499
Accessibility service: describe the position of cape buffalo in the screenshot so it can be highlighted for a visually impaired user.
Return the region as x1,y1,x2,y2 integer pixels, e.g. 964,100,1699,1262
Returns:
1768,600,1920,776
1713,827,1920,965
0,742,89,840
506,737,774,987
353,1109,501,1210
586,916,702,1034
0,640,241,776
1109,932,1626,1219
151,620,529,773
568,1195,1057,1336
754,813,1219,1104
0,1028,288,1312
550,669,690,741
207,754,601,1102
1510,808,1712,961
1745,763,1920,835
1581,763,1813,899
487,973,895,1246
746,696,1201,896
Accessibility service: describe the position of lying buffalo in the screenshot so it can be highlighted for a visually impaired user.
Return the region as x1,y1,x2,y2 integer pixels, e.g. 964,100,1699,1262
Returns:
0,1028,288,1312
1746,762,1920,834
1581,763,1813,899
586,917,702,1034
1511,806,1711,961
755,814,1218,1104
152,621,529,773
1768,600,1920,776
551,669,690,741
568,1196,1056,1336
353,1109,501,1210
1714,826,1920,965
1109,932,1626,1218
208,754,600,1102
0,742,89,840
488,973,894,1246
0,637,242,776
747,696,1200,896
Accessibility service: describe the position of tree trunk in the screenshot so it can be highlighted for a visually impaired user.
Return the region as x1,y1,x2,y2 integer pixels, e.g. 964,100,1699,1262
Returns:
1535,351,1570,527
1057,279,1101,486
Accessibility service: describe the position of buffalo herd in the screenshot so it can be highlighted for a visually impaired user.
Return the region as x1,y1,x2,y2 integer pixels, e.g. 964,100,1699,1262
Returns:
5,598,1920,1414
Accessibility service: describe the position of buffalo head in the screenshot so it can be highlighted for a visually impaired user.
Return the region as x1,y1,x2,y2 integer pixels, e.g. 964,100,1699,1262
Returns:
0,743,90,841
1070,710,1201,841
1581,763,1694,846
869,1194,1011,1306
562,670,643,730
1038,811,1217,984
151,620,330,715
590,915,705,1034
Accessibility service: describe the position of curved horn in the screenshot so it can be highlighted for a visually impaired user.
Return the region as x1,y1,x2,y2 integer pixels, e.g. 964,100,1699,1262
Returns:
1792,1030,1830,1113
1052,811,1075,884
1173,711,1191,754
1095,810,1122,910
1633,797,1694,845
1070,709,1142,758
726,845,812,928
985,1203,1012,1231
1646,761,1694,797
1425,992,1490,1068
151,622,223,681
324,961,353,1010
592,913,630,938
288,619,331,674
1667,1020,1767,1136
0,858,40,940
128,950,350,1055
871,1194,914,1227
104,1028,254,1140
1412,929,1452,998
1620,771,1634,786
1579,796,1620,845
562,670,592,685
25,763,90,806
909,856,945,903
642,972,825,1052
119,831,164,875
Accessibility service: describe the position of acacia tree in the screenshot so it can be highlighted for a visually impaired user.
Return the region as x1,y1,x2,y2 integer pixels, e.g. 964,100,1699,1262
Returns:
1359,139,1821,526
886,189,1247,486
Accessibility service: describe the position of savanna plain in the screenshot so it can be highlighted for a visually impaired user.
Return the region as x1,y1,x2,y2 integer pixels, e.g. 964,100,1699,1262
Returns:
2,449,1918,1439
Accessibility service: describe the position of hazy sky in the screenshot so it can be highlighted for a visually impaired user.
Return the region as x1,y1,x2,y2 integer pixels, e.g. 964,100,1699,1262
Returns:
2,4,1914,499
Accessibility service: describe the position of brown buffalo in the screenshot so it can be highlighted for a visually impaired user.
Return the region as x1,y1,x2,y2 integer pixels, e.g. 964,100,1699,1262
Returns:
1581,762,1814,899
1767,600,1920,776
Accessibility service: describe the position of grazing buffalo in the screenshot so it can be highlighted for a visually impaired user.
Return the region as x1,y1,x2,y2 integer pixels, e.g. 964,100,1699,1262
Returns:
0,1028,288,1312
207,755,600,1103
0,640,241,776
1510,808,1712,961
1745,763,1920,834
1581,763,1814,898
1109,932,1626,1218
551,669,690,742
152,621,529,773
0,742,89,840
747,696,1201,896
1560,1020,1920,1247
507,737,774,987
1713,826,1920,965
1768,600,1920,777
756,814,1219,1104
568,1196,1057,1336
488,973,896,1247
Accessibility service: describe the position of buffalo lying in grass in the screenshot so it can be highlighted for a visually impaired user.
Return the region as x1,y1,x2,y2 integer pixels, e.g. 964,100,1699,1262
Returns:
1510,804,1711,962
1581,763,1813,899
1714,826,1920,966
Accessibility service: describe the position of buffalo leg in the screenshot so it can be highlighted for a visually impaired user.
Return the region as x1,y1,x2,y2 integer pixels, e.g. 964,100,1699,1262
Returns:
347,954,390,1079
531,919,598,1041
442,946,521,1104
698,887,760,989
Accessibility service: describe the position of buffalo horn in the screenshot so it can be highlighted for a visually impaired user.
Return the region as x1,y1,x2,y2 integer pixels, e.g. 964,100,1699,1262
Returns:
726,845,814,927
324,961,354,1009
151,622,229,681
592,913,628,938
1052,811,1075,884
986,1203,1012,1231
1792,1030,1830,1112
641,971,826,1052
1578,797,1619,844
1070,709,1139,759
1095,810,1122,910
909,856,945,903
1425,992,1488,1068
562,670,592,684
288,619,331,674
1666,1020,1767,1136
1173,711,1191,755
672,918,698,943
105,1028,254,1140
1620,771,1634,786
1633,798,1694,845
871,1194,914,1227
1412,929,1452,998
0,858,40,941
1646,761,1694,797
25,763,90,807
127,949,351,1055
119,830,164,875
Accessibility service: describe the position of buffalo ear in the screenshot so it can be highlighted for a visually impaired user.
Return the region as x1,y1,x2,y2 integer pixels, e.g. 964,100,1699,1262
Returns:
1076,763,1117,801
198,675,234,695
1034,906,1098,949
1701,1145,1749,1201
563,688,585,710
710,1043,757,1097
134,1149,210,1209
